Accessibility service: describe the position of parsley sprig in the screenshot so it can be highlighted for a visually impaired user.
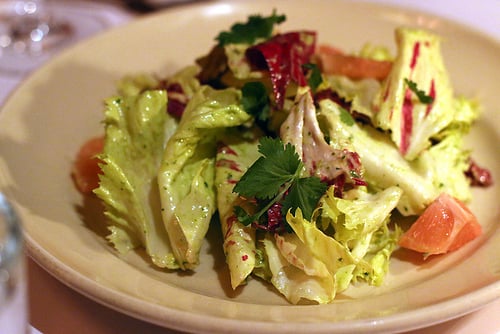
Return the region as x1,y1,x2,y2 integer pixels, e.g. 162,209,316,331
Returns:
404,78,434,104
233,137,327,229
241,81,271,122
303,63,323,93
216,11,286,46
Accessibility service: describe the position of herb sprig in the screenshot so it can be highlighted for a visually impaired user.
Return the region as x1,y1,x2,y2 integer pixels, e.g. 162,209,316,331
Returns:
233,137,327,228
241,81,271,122
303,63,323,93
404,78,434,104
216,11,286,46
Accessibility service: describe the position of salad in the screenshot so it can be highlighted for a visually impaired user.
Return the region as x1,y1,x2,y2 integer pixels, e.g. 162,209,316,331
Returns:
71,12,492,304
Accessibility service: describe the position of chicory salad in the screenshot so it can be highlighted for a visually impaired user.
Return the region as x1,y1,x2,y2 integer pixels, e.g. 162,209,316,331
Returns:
71,12,492,304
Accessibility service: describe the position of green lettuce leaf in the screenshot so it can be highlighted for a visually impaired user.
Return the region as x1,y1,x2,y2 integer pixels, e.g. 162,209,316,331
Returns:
286,209,363,291
256,185,401,304
214,128,261,288
166,65,202,100
325,75,381,120
158,86,251,269
94,87,179,269
416,131,472,202
116,74,160,96
445,96,480,135
357,43,394,61
319,186,402,259
318,186,402,285
410,96,479,203
260,233,337,304
363,222,402,286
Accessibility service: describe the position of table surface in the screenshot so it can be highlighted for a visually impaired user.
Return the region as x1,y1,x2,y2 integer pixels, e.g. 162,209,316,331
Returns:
1,1,498,333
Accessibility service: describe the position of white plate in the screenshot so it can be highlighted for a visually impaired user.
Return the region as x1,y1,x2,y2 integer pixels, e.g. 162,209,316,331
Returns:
0,1,499,333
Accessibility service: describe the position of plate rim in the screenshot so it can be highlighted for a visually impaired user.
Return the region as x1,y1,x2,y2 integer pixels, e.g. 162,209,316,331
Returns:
25,231,500,333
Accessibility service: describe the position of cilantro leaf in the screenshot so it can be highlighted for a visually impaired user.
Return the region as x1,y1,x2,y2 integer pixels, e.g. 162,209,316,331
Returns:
233,137,302,199
241,82,271,122
339,107,355,126
233,137,327,228
404,78,434,104
234,205,254,226
216,11,286,46
281,177,327,220
303,63,322,93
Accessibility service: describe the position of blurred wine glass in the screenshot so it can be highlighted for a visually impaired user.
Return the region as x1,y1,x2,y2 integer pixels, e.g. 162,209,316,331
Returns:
0,0,73,74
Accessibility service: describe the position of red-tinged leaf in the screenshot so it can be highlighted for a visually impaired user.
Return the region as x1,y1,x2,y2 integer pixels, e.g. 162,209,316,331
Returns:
400,88,414,156
246,31,317,108
466,159,493,187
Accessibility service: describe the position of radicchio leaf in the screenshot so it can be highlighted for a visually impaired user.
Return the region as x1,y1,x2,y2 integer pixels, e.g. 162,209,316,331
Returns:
246,31,317,109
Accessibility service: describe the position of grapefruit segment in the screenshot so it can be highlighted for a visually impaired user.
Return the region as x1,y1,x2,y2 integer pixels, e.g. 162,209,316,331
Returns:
71,136,104,194
315,44,392,81
398,193,482,256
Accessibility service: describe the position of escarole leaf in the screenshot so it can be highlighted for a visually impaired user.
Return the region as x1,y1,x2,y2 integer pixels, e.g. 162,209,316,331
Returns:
260,232,336,305
158,86,251,270
278,208,363,304
415,131,472,203
325,74,381,120
319,186,402,285
95,87,179,269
